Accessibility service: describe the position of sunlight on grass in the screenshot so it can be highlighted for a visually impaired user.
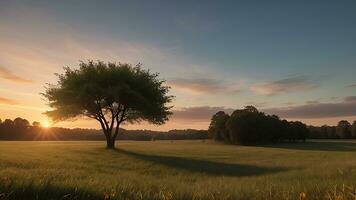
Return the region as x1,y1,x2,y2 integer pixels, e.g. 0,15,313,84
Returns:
1,140,356,199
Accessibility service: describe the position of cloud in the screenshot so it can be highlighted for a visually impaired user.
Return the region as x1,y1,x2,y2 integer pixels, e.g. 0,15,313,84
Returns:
0,88,37,97
0,97,18,105
0,104,46,112
305,100,320,104
172,106,234,122
170,97,356,125
0,17,221,86
168,77,240,95
263,96,356,118
251,75,317,96
244,101,268,108
283,102,296,106
0,4,219,84
346,84,356,88
329,96,339,101
344,96,356,102
0,66,34,83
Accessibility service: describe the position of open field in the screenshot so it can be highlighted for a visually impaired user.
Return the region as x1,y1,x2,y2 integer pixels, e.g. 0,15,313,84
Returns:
1,140,356,200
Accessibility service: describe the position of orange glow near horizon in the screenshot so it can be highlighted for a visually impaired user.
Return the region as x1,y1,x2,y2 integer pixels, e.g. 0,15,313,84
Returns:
42,120,51,128
0,1,355,131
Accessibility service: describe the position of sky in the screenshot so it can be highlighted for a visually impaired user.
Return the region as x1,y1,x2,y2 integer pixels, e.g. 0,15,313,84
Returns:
0,0,355,131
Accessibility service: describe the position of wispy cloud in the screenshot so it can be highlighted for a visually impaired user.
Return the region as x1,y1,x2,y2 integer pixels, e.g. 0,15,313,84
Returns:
251,75,317,96
344,96,356,102
0,66,34,83
169,77,240,95
0,97,18,105
0,104,47,112
244,101,268,108
263,96,356,118
346,84,356,88
170,97,356,125
305,100,320,104
172,106,234,122
0,88,37,97
283,102,296,106
0,4,215,83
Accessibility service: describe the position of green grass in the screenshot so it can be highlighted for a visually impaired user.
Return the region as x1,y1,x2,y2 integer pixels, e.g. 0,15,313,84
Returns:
1,140,356,200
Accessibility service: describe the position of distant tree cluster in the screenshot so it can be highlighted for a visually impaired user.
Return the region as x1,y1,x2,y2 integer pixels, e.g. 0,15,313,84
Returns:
309,120,356,139
0,117,207,141
208,106,309,145
0,117,37,140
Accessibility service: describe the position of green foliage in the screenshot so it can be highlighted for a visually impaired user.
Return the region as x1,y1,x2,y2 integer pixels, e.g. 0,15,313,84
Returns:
13,117,30,128
209,106,308,145
43,61,172,123
288,121,309,141
208,111,230,142
336,120,352,139
32,121,41,127
352,121,356,138
308,122,356,139
226,108,259,144
42,61,173,148
0,117,30,140
309,125,339,139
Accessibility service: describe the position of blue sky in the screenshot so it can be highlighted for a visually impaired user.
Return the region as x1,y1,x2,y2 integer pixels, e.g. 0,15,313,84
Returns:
0,0,355,130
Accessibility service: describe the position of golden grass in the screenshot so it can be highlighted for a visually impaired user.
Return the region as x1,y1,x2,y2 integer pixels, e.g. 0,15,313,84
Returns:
1,140,356,199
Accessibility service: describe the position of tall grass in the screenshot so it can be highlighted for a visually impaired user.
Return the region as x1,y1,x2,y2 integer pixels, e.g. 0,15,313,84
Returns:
1,140,356,199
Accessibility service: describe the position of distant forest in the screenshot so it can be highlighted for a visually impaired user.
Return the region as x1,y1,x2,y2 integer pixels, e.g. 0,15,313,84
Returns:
0,116,355,141
208,106,309,144
208,106,356,144
309,120,356,139
0,117,207,141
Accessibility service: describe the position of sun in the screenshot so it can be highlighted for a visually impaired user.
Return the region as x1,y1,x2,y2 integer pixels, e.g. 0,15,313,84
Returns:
42,121,51,128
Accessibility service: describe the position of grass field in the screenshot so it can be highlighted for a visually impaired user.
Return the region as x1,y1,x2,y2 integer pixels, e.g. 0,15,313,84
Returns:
1,140,356,200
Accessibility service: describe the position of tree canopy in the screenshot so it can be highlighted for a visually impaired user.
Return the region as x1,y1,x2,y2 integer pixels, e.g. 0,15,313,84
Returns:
336,120,352,138
208,111,230,142
209,106,309,145
43,61,173,148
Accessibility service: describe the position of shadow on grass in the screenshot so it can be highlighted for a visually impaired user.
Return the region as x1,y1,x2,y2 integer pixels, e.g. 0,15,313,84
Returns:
0,184,102,200
116,149,288,177
260,140,356,152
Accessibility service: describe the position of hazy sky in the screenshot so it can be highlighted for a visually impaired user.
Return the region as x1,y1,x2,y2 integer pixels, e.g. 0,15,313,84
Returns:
0,0,355,130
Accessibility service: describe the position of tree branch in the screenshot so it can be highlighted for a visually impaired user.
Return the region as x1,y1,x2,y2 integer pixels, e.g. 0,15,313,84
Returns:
112,106,127,140
109,108,115,133
95,115,108,138
94,100,110,132
99,110,110,132
109,104,122,133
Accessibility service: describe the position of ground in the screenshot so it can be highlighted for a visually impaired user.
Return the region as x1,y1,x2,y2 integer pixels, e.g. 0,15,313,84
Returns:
1,140,356,200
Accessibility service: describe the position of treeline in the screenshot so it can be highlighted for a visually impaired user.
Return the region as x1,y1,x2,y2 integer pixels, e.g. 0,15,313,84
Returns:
208,106,309,145
309,120,356,139
3,115,354,142
0,117,208,141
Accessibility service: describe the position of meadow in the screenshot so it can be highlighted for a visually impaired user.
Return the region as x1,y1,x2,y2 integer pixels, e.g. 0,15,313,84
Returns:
1,140,356,200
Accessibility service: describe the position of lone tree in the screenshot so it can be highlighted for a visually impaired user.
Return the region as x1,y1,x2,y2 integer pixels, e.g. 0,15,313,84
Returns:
43,61,173,149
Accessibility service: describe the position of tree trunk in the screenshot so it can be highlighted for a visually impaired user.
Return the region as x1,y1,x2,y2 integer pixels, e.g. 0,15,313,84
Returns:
100,117,122,149
106,137,116,149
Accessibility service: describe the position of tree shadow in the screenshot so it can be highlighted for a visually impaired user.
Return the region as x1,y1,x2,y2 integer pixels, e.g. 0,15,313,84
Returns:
115,149,288,177
0,184,102,200
260,140,356,152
